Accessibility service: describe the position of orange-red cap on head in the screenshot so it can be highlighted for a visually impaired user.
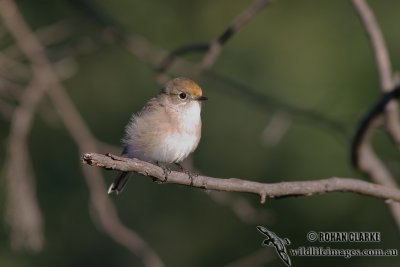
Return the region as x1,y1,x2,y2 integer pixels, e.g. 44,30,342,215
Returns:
164,77,204,98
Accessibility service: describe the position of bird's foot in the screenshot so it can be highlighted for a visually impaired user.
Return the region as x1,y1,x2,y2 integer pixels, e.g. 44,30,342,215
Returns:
157,161,171,182
186,170,198,186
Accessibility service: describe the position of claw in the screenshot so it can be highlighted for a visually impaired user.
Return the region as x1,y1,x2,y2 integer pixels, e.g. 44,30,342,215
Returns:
158,162,197,185
162,166,171,182
157,161,171,182
185,170,198,186
174,162,184,171
174,163,197,186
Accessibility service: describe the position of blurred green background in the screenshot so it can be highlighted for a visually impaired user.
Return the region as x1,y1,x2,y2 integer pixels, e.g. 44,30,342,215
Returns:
1,0,400,266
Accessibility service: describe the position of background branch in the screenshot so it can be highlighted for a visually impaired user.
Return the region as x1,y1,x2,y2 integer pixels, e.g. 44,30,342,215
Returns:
351,0,400,230
0,0,56,251
352,0,400,145
201,0,273,69
157,0,273,77
4,78,44,252
0,0,164,265
351,0,392,91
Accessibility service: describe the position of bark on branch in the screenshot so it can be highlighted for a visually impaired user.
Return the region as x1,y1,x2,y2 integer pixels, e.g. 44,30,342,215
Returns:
82,153,400,204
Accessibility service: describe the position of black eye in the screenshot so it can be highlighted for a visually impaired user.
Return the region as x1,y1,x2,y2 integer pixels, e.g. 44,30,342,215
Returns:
179,92,187,99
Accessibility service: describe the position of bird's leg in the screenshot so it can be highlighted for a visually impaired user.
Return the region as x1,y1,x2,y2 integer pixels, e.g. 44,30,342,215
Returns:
175,162,197,186
174,162,185,171
156,161,171,182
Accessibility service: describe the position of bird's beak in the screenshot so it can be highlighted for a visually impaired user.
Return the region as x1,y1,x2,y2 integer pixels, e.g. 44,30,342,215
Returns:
196,96,208,101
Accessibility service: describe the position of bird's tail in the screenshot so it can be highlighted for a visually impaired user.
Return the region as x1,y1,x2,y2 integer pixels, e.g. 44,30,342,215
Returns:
108,171,131,194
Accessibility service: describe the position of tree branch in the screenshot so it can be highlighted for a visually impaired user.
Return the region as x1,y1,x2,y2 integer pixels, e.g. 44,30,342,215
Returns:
201,0,273,69
351,0,400,147
0,0,55,251
352,0,400,147
351,85,400,166
351,0,392,91
351,0,400,230
4,79,45,252
82,153,400,204
157,0,273,76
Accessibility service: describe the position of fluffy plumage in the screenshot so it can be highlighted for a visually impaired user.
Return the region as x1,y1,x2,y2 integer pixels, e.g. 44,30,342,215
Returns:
108,77,207,194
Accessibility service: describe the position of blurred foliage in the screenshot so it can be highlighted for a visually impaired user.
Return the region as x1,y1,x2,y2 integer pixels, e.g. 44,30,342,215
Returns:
1,0,400,266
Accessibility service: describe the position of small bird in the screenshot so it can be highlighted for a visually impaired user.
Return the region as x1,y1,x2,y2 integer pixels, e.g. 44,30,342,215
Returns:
108,77,208,194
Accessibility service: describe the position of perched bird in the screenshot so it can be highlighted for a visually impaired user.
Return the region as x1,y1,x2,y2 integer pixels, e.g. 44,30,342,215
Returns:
108,77,208,194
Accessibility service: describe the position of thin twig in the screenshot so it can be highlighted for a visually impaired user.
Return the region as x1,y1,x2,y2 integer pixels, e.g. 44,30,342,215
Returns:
156,43,209,79
0,0,54,251
82,153,400,203
158,0,273,75
351,0,400,230
3,78,45,252
351,86,400,165
201,0,273,69
351,0,391,91
352,0,400,146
